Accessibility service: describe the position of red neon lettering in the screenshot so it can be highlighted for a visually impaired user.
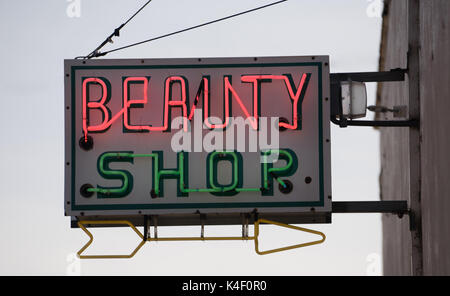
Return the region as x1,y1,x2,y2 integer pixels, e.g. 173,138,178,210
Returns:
163,76,188,132
204,77,229,129
81,73,309,136
241,74,309,130
224,77,258,130
124,76,190,132
188,77,209,121
82,78,111,141
123,77,151,131
279,73,308,130
82,78,130,140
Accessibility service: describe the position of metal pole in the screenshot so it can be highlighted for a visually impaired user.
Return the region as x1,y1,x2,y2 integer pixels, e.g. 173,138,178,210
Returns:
332,201,408,215
407,0,423,276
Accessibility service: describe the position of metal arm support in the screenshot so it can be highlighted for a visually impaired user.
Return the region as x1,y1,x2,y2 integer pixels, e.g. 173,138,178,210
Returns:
332,201,408,218
330,68,406,83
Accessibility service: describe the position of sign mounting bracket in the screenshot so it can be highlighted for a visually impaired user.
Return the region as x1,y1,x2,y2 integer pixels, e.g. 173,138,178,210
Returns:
332,201,408,218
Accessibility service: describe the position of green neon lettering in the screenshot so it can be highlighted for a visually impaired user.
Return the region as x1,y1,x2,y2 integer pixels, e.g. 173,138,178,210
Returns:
206,151,243,196
261,149,298,196
152,151,189,197
90,152,134,198
88,150,289,198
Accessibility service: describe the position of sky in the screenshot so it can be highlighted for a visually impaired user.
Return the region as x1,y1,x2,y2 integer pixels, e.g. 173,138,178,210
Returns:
0,0,385,275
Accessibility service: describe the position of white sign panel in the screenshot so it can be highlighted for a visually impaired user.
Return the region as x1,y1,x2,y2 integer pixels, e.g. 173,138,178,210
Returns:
64,56,331,224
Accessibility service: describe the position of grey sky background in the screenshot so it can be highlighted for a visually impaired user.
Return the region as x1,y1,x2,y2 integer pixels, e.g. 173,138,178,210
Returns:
0,0,384,275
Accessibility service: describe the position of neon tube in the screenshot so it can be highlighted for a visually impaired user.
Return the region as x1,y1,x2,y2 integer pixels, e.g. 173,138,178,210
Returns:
188,77,209,121
224,77,258,130
241,74,309,130
82,78,110,141
163,76,189,132
123,77,150,132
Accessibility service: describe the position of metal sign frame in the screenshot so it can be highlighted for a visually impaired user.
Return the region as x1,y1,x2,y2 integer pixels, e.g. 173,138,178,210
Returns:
64,56,331,226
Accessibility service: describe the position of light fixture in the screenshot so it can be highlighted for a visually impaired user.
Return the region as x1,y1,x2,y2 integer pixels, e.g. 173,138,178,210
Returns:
340,80,367,119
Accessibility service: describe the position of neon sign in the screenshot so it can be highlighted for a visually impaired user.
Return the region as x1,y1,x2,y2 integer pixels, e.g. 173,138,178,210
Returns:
65,56,332,225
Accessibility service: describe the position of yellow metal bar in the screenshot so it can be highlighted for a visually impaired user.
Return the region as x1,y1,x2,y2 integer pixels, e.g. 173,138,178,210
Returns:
254,219,326,255
77,220,145,259
76,219,325,259
147,236,255,242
